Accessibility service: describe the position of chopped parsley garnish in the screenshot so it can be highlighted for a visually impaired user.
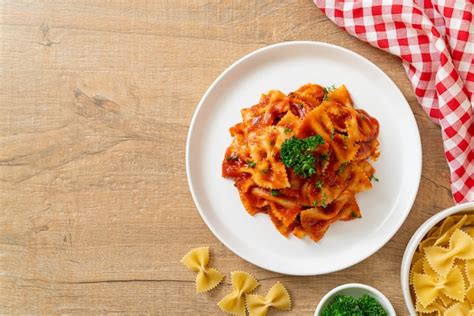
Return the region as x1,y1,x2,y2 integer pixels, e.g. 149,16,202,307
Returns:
315,179,323,189
321,193,328,208
337,162,349,175
280,135,325,178
323,84,336,101
321,294,387,316
342,134,349,149
370,175,379,182
283,127,293,134
246,160,256,168
312,200,318,207
261,167,269,174
351,211,357,218
271,190,279,197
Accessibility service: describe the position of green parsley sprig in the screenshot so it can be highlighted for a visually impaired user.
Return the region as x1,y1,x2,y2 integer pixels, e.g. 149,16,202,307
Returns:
337,162,349,175
315,179,323,189
246,160,256,168
323,84,336,101
370,175,379,182
321,192,328,208
280,135,325,178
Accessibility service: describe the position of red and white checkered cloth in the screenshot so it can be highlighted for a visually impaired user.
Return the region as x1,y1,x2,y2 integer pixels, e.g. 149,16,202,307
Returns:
314,0,474,203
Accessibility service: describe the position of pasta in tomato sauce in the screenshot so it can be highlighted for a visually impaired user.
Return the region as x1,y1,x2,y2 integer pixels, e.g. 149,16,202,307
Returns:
222,84,380,242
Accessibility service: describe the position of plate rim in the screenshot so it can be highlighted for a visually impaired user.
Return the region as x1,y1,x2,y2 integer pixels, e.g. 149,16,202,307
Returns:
186,40,422,275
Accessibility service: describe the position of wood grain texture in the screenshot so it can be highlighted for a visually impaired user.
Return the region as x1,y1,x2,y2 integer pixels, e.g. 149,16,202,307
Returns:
0,0,453,314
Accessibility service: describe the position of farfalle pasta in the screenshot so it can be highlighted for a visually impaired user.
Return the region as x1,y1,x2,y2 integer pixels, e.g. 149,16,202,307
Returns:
409,213,474,315
413,266,465,308
222,84,380,242
425,229,474,277
445,301,474,316
246,282,291,316
218,271,259,316
180,246,224,293
181,247,292,315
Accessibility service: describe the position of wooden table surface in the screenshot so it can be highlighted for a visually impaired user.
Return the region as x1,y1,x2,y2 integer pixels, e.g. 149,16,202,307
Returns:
0,1,454,315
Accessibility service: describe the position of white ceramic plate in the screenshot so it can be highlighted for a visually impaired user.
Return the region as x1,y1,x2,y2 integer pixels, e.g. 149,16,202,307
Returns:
186,41,422,275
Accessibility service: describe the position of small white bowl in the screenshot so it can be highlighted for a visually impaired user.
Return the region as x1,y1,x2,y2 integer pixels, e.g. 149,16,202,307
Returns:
401,202,474,314
314,283,396,315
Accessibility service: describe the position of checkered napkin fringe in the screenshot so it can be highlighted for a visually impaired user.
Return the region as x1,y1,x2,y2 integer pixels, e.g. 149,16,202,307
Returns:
314,0,474,203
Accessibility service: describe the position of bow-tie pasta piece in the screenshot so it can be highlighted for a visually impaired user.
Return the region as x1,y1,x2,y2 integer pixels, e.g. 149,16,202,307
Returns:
247,126,291,189
433,215,468,247
246,282,291,316
419,215,467,250
415,298,446,314
444,301,474,316
413,266,465,308
465,260,474,303
409,257,424,285
218,271,259,316
425,229,474,277
180,246,224,293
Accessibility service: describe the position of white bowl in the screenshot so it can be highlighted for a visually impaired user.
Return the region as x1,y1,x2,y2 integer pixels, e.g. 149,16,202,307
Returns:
314,283,396,315
401,202,474,314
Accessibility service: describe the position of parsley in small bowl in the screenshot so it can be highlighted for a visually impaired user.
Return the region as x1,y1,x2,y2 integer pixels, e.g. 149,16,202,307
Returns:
314,283,395,316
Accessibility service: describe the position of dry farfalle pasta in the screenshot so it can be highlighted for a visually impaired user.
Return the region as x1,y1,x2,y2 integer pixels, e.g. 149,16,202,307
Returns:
245,282,291,316
424,229,474,277
181,247,292,315
218,271,259,316
409,214,474,314
444,301,474,316
413,265,465,307
180,246,224,293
